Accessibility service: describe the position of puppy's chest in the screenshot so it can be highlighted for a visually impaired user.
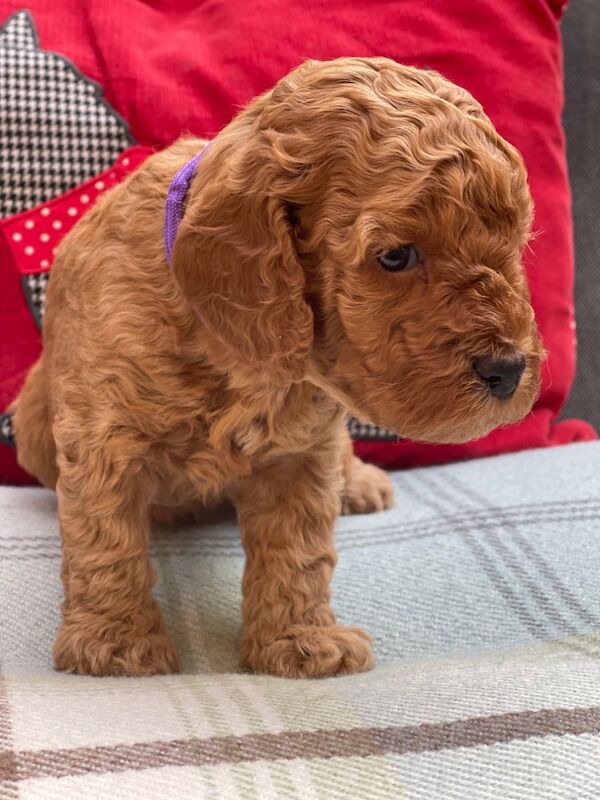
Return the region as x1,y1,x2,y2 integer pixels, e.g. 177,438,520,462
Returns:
167,383,342,492
222,386,341,461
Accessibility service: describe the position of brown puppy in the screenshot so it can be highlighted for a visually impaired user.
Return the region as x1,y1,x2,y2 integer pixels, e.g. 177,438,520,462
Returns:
13,58,542,678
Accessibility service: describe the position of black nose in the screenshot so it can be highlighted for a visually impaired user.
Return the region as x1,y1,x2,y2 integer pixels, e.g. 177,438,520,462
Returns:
474,353,526,399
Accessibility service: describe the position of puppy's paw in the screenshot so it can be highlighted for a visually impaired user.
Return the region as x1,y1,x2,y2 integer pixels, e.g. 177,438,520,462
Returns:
54,609,180,677
342,457,394,515
241,624,375,678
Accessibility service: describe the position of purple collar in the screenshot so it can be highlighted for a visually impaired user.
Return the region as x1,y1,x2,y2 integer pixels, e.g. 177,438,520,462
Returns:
164,143,211,266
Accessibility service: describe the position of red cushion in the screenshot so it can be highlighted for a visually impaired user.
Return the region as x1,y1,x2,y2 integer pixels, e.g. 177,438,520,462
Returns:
0,0,595,483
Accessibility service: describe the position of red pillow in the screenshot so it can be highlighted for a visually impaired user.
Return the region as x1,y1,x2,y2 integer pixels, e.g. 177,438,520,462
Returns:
0,0,595,484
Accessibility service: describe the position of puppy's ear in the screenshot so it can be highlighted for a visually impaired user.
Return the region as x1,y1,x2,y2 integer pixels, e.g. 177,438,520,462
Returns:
171,138,313,385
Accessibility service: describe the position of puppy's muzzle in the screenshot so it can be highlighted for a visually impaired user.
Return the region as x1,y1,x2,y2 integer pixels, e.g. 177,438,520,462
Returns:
474,352,526,400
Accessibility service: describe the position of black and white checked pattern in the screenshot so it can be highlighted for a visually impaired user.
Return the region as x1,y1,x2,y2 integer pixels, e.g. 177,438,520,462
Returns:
0,413,15,447
0,10,134,218
347,418,397,441
22,271,50,330
0,5,36,50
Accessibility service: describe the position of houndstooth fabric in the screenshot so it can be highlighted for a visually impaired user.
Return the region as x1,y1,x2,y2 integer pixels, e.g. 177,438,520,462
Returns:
0,10,133,218
0,5,36,50
21,271,49,330
347,418,396,441
0,413,14,447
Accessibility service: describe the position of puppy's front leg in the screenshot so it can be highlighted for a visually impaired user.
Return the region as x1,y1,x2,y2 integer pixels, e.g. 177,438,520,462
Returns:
53,457,179,677
235,452,375,678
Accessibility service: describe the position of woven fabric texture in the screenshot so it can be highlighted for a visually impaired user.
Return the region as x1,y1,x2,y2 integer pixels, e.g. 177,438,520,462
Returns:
1,441,599,798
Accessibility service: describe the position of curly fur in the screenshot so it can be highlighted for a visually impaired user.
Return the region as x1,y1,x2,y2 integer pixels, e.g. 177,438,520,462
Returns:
12,58,541,677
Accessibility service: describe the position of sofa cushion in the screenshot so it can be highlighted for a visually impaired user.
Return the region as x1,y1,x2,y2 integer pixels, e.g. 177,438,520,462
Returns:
1,441,599,797
0,0,596,485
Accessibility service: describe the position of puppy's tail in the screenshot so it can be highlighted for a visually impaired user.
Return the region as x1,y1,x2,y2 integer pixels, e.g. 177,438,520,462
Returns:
11,359,58,489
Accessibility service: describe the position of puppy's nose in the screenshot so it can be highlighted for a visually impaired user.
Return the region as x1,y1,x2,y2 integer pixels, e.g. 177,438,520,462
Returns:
474,353,526,400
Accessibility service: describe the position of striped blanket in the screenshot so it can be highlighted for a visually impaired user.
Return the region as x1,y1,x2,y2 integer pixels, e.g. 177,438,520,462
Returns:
1,441,599,798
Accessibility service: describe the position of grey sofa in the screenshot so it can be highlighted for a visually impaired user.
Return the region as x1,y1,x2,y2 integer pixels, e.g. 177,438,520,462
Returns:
562,0,600,429
0,4,598,799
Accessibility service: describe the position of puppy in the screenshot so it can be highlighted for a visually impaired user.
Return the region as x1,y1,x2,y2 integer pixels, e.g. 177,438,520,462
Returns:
13,57,542,677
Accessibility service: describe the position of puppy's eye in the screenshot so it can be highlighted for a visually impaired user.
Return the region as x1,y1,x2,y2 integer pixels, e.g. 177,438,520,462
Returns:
378,245,420,272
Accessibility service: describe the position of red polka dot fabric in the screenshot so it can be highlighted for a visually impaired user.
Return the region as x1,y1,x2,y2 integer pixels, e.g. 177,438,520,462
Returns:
3,147,150,278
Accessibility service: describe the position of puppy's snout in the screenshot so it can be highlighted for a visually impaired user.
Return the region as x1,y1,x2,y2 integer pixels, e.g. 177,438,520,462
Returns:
474,353,526,400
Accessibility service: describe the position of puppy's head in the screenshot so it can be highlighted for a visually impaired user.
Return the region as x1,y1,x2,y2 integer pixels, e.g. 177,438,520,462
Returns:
173,57,542,444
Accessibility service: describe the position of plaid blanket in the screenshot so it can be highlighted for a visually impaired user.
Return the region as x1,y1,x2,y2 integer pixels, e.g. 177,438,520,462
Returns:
1,441,600,798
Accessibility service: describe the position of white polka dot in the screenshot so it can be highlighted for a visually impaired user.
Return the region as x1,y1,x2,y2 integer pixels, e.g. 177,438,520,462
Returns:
94,181,105,190
109,172,116,180
52,247,58,255
40,259,49,268
80,194,90,203
52,220,62,230
67,207,78,217
12,232,22,242
122,157,130,166
24,220,35,230
24,246,35,255
40,233,50,243
40,208,50,217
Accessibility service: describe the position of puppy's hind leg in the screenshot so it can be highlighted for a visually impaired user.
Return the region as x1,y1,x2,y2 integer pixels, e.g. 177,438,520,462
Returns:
341,433,394,515
12,358,59,489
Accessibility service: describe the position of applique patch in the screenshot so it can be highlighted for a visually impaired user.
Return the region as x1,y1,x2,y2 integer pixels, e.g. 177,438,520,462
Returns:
0,10,134,218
